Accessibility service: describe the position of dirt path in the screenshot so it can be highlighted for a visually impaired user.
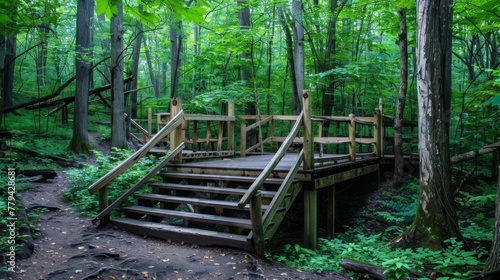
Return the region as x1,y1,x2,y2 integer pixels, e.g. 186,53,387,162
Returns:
7,172,348,280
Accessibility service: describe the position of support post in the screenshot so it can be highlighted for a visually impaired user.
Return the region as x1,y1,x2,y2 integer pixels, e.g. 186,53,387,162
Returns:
328,185,336,238
192,121,198,152
374,108,382,157
147,107,152,138
240,122,247,157
304,189,317,250
98,186,109,226
378,98,384,156
170,98,182,163
302,90,317,250
250,192,265,258
228,102,235,152
349,114,356,161
303,90,314,170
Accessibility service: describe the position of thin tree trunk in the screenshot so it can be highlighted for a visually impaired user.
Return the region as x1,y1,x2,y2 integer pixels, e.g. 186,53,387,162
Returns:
110,3,127,149
391,0,461,250
238,0,256,145
393,8,408,188
485,166,500,271
170,19,182,99
291,0,303,115
129,5,143,118
277,6,298,114
143,34,159,98
69,0,94,154
2,32,15,110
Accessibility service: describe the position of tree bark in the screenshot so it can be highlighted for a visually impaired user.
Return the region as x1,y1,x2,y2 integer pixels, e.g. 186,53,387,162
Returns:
170,19,182,99
2,32,15,110
69,0,94,154
393,8,408,188
128,5,143,119
291,0,304,115
391,0,461,250
110,3,127,149
143,34,159,98
485,165,500,271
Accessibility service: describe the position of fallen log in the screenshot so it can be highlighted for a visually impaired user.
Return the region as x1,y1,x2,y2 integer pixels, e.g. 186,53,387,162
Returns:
450,142,499,164
9,147,84,168
339,258,427,280
16,169,57,179
468,268,500,279
340,258,387,280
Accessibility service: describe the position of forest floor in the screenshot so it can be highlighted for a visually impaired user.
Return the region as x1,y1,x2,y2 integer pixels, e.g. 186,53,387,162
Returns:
5,136,350,280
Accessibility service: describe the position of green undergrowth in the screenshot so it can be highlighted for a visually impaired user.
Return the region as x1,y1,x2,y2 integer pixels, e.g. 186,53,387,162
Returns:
271,177,496,279
62,148,161,217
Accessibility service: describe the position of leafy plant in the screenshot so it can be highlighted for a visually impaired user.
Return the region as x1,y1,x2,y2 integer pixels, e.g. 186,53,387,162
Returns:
63,148,161,217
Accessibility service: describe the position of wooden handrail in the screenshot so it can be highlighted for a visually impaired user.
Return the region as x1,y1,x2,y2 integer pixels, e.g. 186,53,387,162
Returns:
91,143,185,224
88,110,185,194
262,149,304,231
238,111,304,209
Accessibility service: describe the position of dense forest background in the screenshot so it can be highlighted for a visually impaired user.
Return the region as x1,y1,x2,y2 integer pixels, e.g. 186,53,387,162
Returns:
1,0,498,156
1,0,500,278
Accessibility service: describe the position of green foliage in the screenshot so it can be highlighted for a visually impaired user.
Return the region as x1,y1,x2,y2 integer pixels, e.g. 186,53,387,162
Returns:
272,235,487,279
62,148,161,217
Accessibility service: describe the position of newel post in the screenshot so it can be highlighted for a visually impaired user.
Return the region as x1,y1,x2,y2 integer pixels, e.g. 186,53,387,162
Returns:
302,91,317,250
170,98,183,163
348,114,356,161
228,102,235,152
303,91,314,170
98,187,109,226
374,108,382,157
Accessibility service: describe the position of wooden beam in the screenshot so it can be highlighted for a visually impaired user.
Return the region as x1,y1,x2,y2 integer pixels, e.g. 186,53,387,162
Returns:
314,164,379,190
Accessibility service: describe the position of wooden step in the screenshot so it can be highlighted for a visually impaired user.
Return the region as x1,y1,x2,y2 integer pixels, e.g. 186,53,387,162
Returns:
159,172,285,185
149,183,277,198
136,194,270,211
123,206,252,229
111,218,252,251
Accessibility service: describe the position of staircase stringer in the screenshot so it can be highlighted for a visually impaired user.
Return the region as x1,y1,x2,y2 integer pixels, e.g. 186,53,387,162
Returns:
247,149,304,248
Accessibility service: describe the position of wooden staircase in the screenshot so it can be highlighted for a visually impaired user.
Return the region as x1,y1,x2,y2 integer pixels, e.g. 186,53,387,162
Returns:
111,165,303,253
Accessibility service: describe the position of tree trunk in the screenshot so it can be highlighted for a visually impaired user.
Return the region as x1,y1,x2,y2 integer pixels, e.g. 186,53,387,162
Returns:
391,0,461,250
485,165,500,271
110,3,127,149
128,5,143,119
170,19,182,99
277,5,298,114
2,32,15,110
238,0,256,145
143,34,159,98
69,0,94,154
393,8,408,188
291,0,303,115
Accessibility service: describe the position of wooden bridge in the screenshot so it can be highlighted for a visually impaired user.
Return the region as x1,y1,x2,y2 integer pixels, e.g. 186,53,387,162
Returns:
88,93,419,257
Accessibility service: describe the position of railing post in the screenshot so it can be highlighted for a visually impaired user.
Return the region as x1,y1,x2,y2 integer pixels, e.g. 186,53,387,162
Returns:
302,90,317,250
250,192,265,258
98,186,109,226
228,102,235,152
374,108,382,157
349,114,356,161
148,107,152,138
240,122,247,157
170,98,182,163
303,90,314,170
379,98,384,156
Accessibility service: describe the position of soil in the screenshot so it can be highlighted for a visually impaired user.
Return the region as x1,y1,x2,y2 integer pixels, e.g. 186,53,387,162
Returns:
3,138,350,280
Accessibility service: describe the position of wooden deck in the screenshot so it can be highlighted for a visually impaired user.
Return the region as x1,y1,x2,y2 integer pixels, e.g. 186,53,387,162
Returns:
88,95,418,257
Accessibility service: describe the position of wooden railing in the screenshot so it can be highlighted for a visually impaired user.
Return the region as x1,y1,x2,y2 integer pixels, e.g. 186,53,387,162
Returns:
238,93,314,255
239,106,384,165
88,110,186,224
